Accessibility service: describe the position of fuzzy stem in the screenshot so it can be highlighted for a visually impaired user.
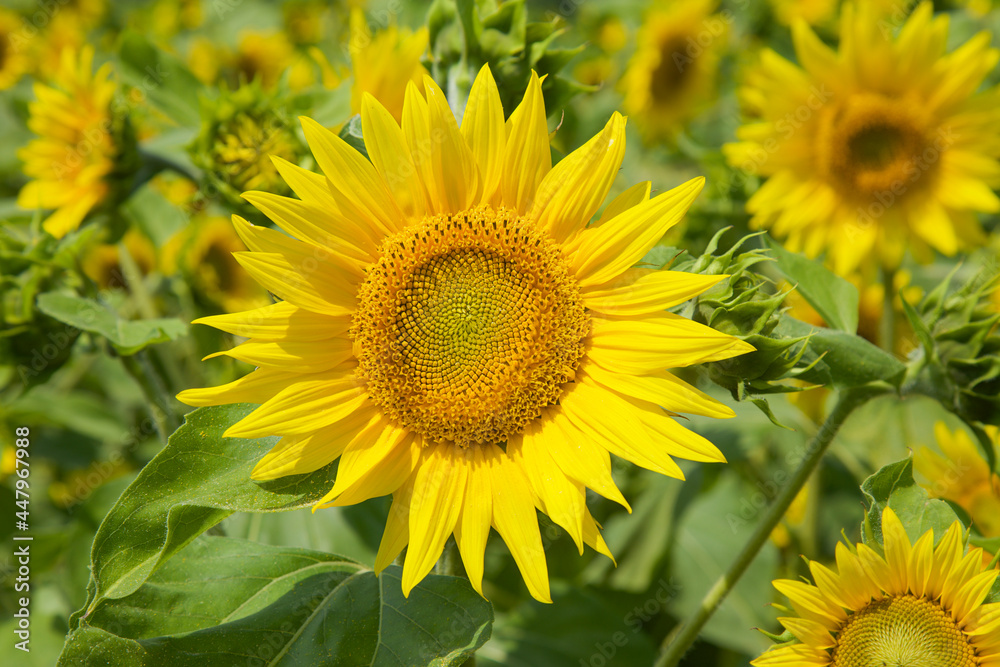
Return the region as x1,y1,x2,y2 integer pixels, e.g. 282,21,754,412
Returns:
880,265,897,355
653,384,890,667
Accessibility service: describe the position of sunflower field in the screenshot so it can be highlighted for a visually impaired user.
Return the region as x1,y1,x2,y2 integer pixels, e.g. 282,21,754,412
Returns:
2,0,1000,665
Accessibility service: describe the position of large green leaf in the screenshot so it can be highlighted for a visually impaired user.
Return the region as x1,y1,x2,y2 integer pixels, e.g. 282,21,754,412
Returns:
61,537,492,666
860,457,962,549
764,236,859,333
73,404,337,624
478,586,657,667
36,292,187,356
775,317,906,389
117,32,207,128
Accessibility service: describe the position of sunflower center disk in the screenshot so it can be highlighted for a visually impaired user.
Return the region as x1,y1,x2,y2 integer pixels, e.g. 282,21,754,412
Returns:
353,207,590,447
831,594,977,667
651,36,693,102
820,95,935,202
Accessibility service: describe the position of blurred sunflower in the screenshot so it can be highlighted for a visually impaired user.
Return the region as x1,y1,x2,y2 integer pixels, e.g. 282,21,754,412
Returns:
28,11,87,82
767,0,838,28
163,216,270,313
754,506,1000,666
915,423,1000,538
0,8,29,90
17,46,117,239
622,0,727,141
179,66,753,601
189,31,316,91
347,8,428,121
81,229,157,290
725,2,1000,275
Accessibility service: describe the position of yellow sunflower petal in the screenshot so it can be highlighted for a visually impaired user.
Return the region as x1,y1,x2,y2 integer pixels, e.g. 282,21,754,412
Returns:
453,445,493,596
588,312,755,374
461,65,506,204
583,364,735,419
560,379,685,479
773,579,848,627
833,541,880,609
487,444,551,603
315,416,408,505
325,433,420,508
361,92,428,220
243,188,376,264
501,71,550,213
203,338,353,373
751,642,830,666
251,405,380,481
374,478,415,574
879,507,913,595
530,112,626,241
233,251,356,316
566,177,704,287
402,442,469,597
223,371,366,439
510,431,586,553
300,116,404,237
594,181,652,226
582,269,726,316
193,301,350,342
627,398,727,463
422,75,481,212
534,410,631,511
177,368,299,407
779,616,835,650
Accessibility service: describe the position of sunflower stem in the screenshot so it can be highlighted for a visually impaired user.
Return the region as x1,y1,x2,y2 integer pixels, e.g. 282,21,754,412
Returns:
120,353,170,443
653,383,891,667
880,265,897,355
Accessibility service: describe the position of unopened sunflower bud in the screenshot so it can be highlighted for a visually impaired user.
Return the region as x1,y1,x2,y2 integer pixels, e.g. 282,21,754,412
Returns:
189,82,304,211
903,263,1000,428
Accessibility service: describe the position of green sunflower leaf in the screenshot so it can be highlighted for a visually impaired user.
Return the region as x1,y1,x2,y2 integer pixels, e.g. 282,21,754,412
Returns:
68,404,336,630
859,456,961,550
36,292,187,356
59,537,492,667
763,235,859,334
774,317,906,389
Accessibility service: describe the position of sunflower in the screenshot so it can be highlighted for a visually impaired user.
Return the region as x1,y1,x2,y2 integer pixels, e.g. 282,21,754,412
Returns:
724,2,1000,275
178,66,753,602
0,8,29,90
767,0,838,28
915,423,1000,539
163,216,270,313
621,0,727,142
81,229,157,290
347,8,428,122
753,506,1000,667
16,46,116,239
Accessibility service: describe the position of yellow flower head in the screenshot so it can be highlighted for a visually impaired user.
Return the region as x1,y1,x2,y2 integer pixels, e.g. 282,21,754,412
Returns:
767,0,838,28
725,2,1000,275
189,31,316,91
0,8,29,90
82,229,157,290
179,66,753,602
754,506,1000,666
17,46,117,239
622,0,728,141
164,216,270,313
915,423,1000,538
348,8,428,122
